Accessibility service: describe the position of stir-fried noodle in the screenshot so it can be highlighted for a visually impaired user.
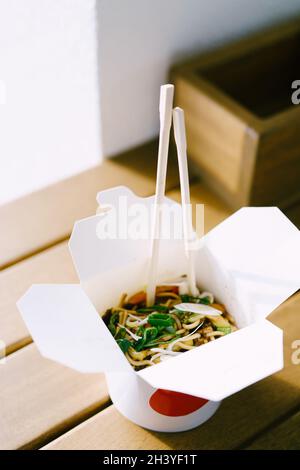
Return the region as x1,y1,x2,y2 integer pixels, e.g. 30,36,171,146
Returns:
103,285,237,370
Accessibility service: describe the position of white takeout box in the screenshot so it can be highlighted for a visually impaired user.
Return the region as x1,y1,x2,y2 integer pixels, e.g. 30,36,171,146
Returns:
18,186,300,432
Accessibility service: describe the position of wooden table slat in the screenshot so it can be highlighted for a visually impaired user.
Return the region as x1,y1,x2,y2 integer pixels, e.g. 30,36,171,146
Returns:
0,141,180,269
246,410,300,449
0,242,77,355
284,202,300,230
0,343,109,450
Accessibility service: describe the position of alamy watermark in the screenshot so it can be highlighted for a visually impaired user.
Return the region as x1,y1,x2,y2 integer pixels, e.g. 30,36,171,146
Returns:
291,339,300,365
291,80,300,104
96,196,204,250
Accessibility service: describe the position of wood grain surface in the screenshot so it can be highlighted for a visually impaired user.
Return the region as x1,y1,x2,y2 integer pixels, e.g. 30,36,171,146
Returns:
175,77,246,194
0,242,77,354
0,141,180,269
171,17,300,211
247,411,300,449
0,344,109,450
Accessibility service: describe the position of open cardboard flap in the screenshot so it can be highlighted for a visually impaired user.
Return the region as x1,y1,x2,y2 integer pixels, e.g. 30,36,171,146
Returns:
17,188,300,401
18,187,187,374
139,206,300,400
138,320,283,401
196,207,300,326
17,284,131,373
69,186,188,313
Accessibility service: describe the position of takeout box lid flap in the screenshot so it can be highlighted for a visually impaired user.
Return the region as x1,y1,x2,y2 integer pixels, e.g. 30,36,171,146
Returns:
196,207,300,323
138,319,283,401
68,185,186,291
69,186,150,283
17,284,131,373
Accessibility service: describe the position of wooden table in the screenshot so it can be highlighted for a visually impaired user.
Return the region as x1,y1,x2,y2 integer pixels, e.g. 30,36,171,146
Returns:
0,141,299,450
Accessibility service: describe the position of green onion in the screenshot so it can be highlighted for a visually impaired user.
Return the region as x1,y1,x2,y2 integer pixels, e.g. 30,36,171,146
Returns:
216,326,231,335
115,327,126,340
197,296,211,305
108,312,119,336
134,327,159,351
117,338,132,353
180,294,211,305
148,313,175,328
144,334,180,349
165,325,176,334
136,325,145,337
137,305,169,313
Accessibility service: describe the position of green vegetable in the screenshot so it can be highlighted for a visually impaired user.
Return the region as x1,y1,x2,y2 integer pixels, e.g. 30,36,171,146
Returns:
207,315,231,335
216,326,231,335
144,334,180,349
137,305,169,313
148,313,175,328
108,312,119,336
145,327,158,342
171,308,185,320
196,296,211,305
173,310,198,324
117,338,132,353
180,294,211,305
134,327,159,351
136,325,145,337
136,323,177,350
165,325,176,334
115,327,126,340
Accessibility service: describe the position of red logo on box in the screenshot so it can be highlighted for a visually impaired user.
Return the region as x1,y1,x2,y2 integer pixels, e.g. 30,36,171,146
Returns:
149,389,208,417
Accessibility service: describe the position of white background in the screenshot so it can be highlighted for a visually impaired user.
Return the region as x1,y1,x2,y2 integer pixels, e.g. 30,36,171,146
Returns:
1,0,300,204
0,0,100,204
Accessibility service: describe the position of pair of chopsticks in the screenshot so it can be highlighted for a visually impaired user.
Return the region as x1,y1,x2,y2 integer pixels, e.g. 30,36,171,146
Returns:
146,84,199,306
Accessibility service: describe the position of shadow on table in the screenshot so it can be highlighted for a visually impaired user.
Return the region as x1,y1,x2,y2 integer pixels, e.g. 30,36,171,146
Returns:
146,372,300,450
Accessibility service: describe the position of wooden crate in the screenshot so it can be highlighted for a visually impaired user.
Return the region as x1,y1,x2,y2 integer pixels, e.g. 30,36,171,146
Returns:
171,18,300,210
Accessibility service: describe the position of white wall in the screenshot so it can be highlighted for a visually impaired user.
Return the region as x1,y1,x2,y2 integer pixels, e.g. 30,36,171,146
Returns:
2,1,300,204
0,0,101,204
97,0,300,157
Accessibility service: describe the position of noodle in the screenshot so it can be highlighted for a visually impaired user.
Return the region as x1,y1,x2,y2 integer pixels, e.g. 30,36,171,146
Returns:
118,293,127,308
175,342,196,350
125,353,154,368
169,313,182,329
175,328,185,335
206,330,225,337
156,292,181,300
182,319,202,330
102,285,237,370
